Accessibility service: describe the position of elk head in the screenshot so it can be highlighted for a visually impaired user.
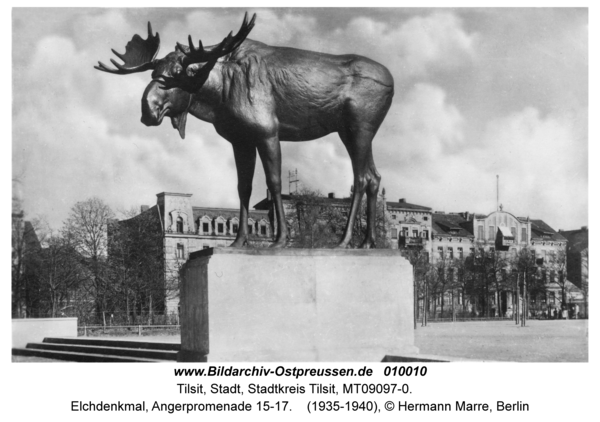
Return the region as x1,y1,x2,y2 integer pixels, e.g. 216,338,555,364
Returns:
95,13,256,139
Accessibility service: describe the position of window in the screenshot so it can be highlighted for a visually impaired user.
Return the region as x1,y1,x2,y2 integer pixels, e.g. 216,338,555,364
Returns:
391,228,398,239
423,230,429,240
457,247,463,259
217,223,224,234
511,227,517,238
248,224,253,234
438,247,444,259
202,222,209,234
412,229,419,238
549,291,555,304
402,227,409,237
260,225,267,236
448,247,453,259
233,224,238,234
176,244,184,259
488,225,495,241
423,216,428,221
521,227,527,243
176,216,184,233
478,226,484,240
392,215,397,220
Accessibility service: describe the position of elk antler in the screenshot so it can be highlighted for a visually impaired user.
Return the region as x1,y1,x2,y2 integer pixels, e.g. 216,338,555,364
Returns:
95,22,160,74
176,12,256,66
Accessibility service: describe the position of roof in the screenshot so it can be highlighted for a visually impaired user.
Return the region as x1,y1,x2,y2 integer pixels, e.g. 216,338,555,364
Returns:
254,194,351,210
386,200,432,211
193,206,268,221
254,195,431,212
530,219,566,242
560,228,588,253
432,213,473,238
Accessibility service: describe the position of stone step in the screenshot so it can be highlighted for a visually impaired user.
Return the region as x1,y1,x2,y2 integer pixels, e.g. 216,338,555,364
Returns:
42,337,180,351
11,347,168,363
26,342,179,361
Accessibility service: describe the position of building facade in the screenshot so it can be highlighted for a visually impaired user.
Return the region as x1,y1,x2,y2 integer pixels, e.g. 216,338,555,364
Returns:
116,191,584,319
117,192,271,313
427,208,580,318
386,198,433,251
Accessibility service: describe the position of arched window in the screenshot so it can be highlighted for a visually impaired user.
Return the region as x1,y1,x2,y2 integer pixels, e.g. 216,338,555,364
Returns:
176,216,184,233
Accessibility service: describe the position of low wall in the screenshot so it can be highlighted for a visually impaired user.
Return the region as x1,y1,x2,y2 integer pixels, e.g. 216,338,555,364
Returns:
179,248,417,362
12,318,78,348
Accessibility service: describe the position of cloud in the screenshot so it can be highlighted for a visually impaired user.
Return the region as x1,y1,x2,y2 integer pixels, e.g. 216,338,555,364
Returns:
11,8,586,234
378,104,587,230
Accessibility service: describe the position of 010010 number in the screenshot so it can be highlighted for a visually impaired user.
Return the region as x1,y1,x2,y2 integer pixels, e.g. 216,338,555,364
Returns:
383,366,427,376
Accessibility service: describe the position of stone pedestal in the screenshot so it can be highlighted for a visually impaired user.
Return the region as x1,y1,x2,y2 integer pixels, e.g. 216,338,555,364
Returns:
179,248,418,362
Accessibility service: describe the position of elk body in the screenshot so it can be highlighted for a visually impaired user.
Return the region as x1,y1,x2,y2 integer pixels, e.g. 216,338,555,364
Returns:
96,13,394,248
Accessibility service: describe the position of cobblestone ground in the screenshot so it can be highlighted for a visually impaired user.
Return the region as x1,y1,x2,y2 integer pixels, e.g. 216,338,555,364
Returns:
414,319,588,362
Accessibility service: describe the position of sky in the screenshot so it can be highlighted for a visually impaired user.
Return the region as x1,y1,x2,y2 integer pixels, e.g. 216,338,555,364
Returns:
11,7,588,232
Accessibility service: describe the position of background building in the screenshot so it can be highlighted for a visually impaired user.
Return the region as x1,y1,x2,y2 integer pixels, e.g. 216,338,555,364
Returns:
426,208,581,319
115,192,270,314
113,191,585,320
559,226,589,317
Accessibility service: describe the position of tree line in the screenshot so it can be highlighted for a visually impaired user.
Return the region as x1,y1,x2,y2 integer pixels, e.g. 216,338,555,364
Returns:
12,197,178,325
402,245,573,324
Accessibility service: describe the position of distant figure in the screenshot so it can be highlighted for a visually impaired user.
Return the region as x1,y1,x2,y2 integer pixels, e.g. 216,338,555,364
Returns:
562,308,568,320
575,304,579,319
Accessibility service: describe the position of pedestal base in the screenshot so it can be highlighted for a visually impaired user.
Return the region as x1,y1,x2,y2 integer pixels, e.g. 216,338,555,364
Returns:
179,248,418,362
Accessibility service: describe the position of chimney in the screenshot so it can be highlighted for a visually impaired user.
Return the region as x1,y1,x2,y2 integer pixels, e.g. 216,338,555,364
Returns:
328,192,335,199
140,205,149,213
399,198,406,203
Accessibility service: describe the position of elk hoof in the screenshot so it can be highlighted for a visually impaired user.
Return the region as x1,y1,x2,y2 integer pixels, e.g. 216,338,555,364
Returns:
229,238,247,248
269,238,287,249
359,238,376,249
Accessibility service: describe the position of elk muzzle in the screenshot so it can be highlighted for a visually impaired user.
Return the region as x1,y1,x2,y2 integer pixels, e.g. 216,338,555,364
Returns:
141,80,192,139
141,80,168,126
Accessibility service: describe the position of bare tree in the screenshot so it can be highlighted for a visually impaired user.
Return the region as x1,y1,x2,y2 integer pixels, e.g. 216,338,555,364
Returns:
400,247,430,328
287,186,391,249
37,235,88,318
62,197,114,323
548,247,571,313
12,215,50,318
581,248,588,318
288,187,348,248
108,207,169,325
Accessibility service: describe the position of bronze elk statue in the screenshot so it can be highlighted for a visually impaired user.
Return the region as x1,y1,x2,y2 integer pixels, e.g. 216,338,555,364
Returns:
95,13,394,248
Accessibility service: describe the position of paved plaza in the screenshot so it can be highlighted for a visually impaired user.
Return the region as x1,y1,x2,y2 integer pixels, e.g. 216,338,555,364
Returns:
414,319,588,362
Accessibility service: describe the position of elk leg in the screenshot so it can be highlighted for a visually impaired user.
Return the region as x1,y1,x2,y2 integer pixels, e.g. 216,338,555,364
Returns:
256,137,288,248
230,142,256,247
362,150,381,249
336,128,376,249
